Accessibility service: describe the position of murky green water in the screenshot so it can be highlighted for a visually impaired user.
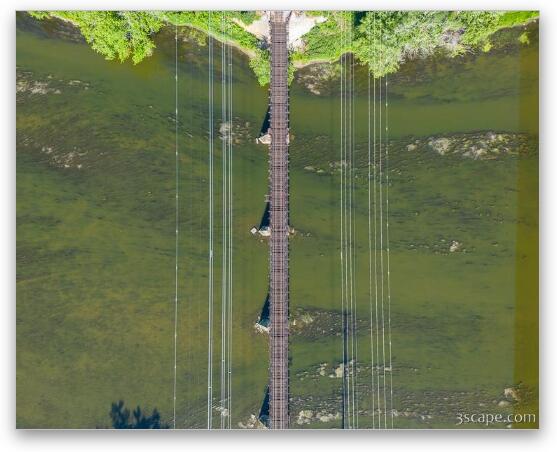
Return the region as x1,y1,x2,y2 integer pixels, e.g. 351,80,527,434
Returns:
16,13,538,428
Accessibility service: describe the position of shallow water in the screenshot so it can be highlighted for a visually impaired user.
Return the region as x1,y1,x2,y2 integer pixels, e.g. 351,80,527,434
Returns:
16,13,538,428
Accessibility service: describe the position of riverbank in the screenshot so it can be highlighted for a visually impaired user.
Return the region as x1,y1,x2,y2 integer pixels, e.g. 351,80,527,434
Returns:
30,10,539,86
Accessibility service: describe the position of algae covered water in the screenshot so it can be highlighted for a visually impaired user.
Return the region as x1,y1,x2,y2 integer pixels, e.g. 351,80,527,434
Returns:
16,12,538,428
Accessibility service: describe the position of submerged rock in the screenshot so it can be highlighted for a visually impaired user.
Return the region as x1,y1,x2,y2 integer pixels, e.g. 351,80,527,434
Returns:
295,62,338,96
403,131,536,160
504,387,520,401
296,410,314,425
219,121,231,138
333,363,344,378
428,137,451,155
238,414,267,429
16,70,90,98
463,146,488,160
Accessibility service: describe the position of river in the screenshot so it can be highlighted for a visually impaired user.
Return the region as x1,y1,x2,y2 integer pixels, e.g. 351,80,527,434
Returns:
16,12,538,428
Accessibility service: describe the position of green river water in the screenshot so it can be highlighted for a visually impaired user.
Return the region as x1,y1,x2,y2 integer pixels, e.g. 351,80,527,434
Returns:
16,13,538,428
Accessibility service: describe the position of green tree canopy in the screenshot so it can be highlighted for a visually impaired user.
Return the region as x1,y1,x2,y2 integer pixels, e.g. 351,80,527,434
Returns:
30,11,164,64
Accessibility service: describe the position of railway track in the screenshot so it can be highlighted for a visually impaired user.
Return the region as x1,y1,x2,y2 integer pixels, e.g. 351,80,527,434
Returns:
268,10,290,430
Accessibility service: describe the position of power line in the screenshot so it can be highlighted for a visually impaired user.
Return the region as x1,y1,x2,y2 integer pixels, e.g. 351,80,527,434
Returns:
385,70,394,429
367,10,377,430
172,23,179,431
207,11,215,430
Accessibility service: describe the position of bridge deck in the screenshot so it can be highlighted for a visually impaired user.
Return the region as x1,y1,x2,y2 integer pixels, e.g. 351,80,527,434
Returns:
269,11,290,430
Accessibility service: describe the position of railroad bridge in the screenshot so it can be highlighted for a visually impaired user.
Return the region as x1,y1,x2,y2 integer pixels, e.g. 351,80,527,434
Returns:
268,10,290,430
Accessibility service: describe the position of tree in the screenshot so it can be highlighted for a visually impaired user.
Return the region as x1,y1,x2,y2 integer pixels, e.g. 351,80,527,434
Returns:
30,11,164,64
109,400,167,429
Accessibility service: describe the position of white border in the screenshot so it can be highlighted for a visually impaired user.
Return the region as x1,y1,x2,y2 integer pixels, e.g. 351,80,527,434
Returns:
4,1,548,11
2,1,553,451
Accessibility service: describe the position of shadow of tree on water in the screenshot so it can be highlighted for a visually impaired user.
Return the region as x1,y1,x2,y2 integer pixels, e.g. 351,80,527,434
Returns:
109,400,169,429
